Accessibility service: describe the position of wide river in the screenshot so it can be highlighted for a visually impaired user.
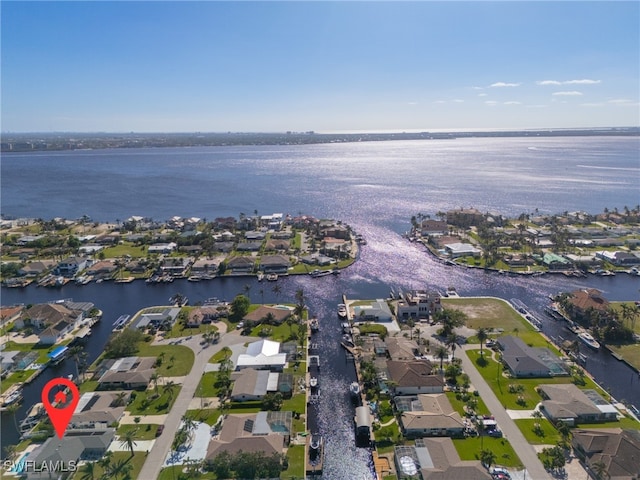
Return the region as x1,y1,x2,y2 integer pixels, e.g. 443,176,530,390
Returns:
1,136,639,477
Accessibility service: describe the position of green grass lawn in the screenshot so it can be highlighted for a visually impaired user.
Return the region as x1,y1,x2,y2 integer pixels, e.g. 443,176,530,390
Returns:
453,436,523,469
165,319,218,339
446,391,491,417
136,343,194,376
126,385,181,415
282,391,306,414
465,349,605,409
101,243,148,258
514,418,563,445
185,408,222,426
607,343,640,372
72,451,147,480
196,372,220,397
442,297,534,334
209,346,233,364
117,423,160,440
249,322,298,343
281,444,305,479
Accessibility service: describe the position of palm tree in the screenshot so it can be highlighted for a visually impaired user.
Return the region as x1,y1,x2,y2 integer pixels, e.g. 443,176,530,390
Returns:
3,444,17,464
435,345,449,375
163,380,176,403
591,460,609,480
480,449,496,470
113,391,128,407
477,327,488,356
182,415,197,440
120,428,138,457
79,461,97,480
446,333,458,360
150,373,160,394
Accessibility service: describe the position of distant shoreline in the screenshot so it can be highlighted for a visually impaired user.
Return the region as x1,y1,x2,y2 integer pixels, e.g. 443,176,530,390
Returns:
2,127,638,153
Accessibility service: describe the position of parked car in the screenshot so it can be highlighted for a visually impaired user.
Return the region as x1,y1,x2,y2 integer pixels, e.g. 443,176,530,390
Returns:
156,425,164,436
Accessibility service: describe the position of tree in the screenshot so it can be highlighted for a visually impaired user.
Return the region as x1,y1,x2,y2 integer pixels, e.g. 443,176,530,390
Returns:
446,333,458,360
591,460,609,480
230,294,250,322
120,428,138,457
104,328,144,358
79,461,97,480
163,381,177,404
182,415,197,440
435,345,449,374
477,327,488,356
150,373,160,394
480,449,496,469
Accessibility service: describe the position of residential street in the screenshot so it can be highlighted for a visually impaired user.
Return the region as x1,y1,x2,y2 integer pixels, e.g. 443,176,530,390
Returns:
460,345,552,480
137,328,251,480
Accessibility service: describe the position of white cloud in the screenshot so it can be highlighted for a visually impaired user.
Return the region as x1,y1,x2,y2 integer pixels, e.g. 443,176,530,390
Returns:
504,101,521,105
580,103,604,107
478,93,488,97
490,82,521,87
452,99,464,103
484,100,498,106
472,86,484,90
407,102,418,105
433,100,446,104
552,91,583,96
537,79,600,85
607,98,639,106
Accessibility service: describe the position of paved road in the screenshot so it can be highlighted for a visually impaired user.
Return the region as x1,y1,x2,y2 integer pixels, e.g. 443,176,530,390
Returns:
460,345,552,480
138,329,251,480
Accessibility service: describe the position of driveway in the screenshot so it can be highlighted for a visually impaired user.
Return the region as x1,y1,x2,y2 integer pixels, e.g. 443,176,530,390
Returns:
460,345,552,480
137,331,253,480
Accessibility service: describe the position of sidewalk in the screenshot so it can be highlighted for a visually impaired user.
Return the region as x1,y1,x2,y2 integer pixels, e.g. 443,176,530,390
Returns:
460,345,552,480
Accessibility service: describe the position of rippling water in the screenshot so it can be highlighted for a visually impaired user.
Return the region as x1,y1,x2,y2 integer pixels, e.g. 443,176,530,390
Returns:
1,136,639,477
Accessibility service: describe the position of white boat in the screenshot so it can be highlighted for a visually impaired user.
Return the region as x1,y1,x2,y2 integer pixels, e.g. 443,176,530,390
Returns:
578,331,601,350
266,273,278,281
309,269,332,278
187,275,202,282
257,272,264,281
349,381,360,397
309,318,319,332
2,388,23,407
309,377,318,388
337,303,347,318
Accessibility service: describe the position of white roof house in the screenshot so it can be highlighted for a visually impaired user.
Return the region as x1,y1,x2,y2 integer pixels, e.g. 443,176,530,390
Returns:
236,339,287,371
444,243,481,258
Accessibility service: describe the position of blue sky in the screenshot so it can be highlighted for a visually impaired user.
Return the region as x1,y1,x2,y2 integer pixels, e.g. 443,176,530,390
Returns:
2,1,638,132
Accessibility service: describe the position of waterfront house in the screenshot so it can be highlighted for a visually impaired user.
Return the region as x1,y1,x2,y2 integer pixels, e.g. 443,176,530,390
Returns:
18,260,54,277
352,299,394,323
396,290,442,322
258,255,291,274
243,305,293,326
236,339,287,371
132,307,181,330
230,368,278,402
54,256,88,277
96,356,155,390
300,253,334,266
190,257,221,275
205,411,290,462
397,394,465,439
542,252,572,270
420,219,448,237
497,336,568,378
226,256,256,274
444,242,481,259
386,360,444,395
85,260,117,277
596,250,640,266
260,213,284,230
39,320,74,345
25,429,115,480
567,288,610,318
445,208,485,228
160,256,192,276
571,428,640,480
394,438,491,480
538,384,619,425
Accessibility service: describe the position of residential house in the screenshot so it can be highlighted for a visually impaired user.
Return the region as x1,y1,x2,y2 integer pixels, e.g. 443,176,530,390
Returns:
321,225,350,239
131,307,181,330
497,336,568,378
85,260,117,278
148,242,177,254
568,289,610,318
542,252,572,270
226,256,256,274
352,299,393,323
420,220,448,237
394,438,491,480
55,256,88,277
18,261,53,277
69,391,129,429
258,255,291,274
243,305,293,326
236,339,287,371
444,243,481,259
205,411,290,462
396,290,442,322
245,230,267,241
264,239,290,252
236,241,263,252
595,250,640,266
445,208,485,228
385,337,422,361
96,356,155,390
230,368,279,402
538,384,619,425
160,256,192,276
572,428,640,480
397,394,466,439
260,213,284,230
25,429,115,480
300,253,334,266
190,257,221,275
386,360,444,395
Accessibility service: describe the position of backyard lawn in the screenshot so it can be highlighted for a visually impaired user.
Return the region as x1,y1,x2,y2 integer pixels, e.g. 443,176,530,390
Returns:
137,343,194,376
